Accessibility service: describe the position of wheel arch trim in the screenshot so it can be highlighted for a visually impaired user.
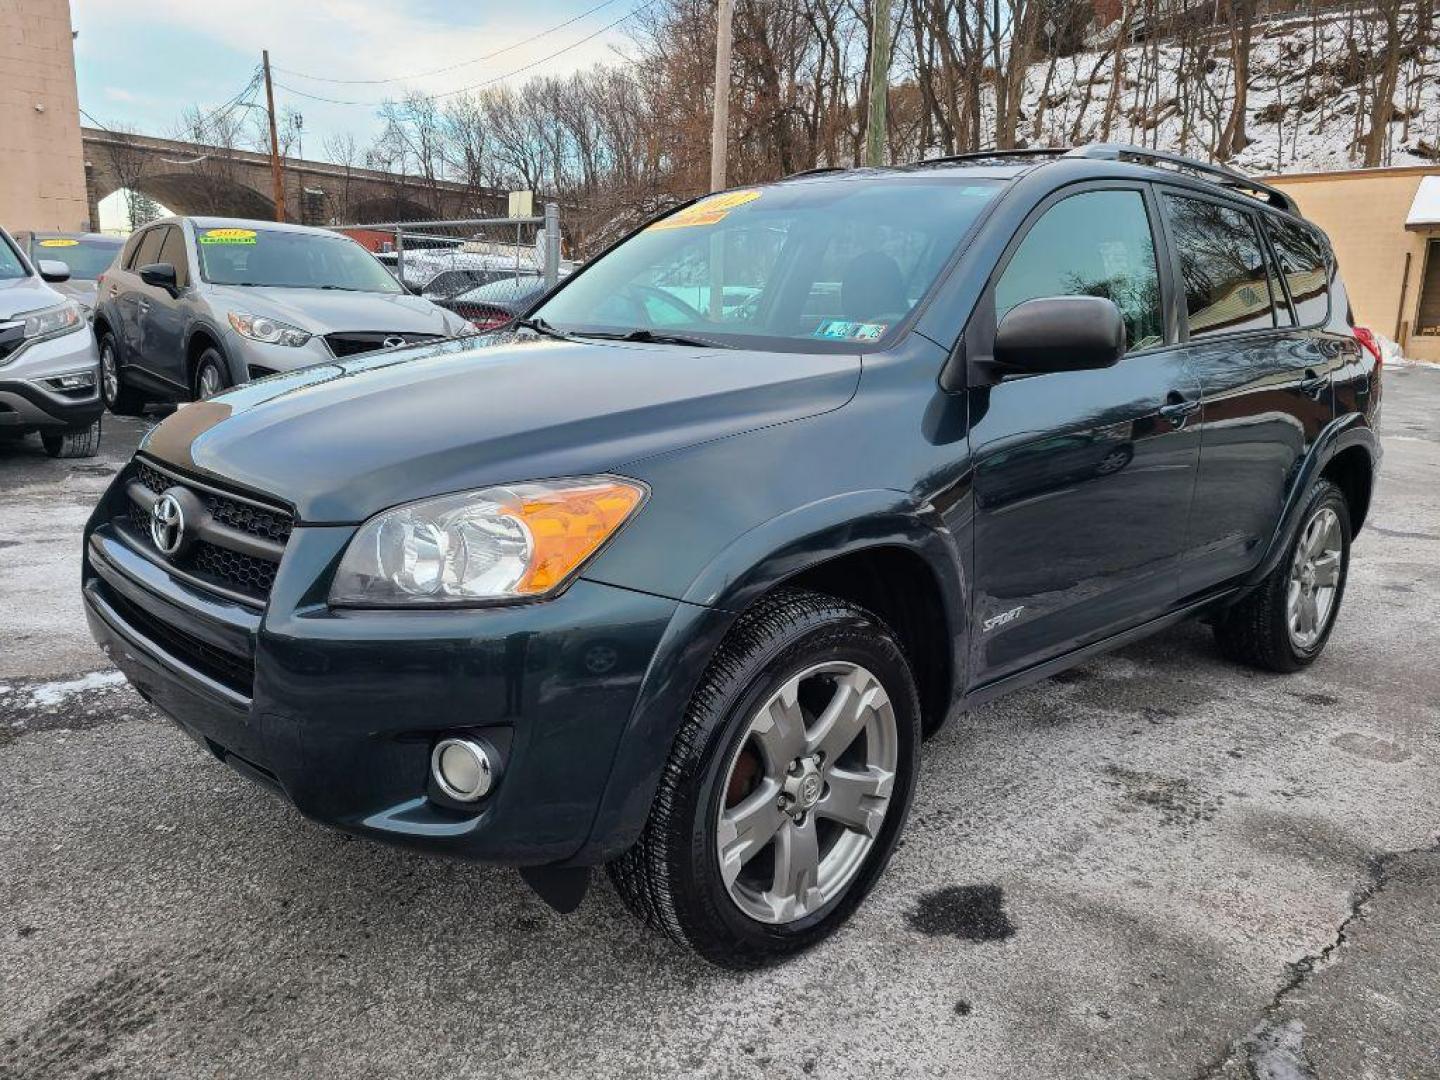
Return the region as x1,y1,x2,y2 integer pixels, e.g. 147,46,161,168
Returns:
568,490,966,865
1243,414,1378,589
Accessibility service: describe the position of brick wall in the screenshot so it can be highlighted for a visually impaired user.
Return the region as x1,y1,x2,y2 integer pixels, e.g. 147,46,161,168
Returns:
0,0,90,232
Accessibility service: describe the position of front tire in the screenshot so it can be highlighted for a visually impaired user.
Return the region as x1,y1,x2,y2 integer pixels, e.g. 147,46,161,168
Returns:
1213,479,1351,672
41,419,101,459
194,349,231,400
609,589,921,968
98,331,146,417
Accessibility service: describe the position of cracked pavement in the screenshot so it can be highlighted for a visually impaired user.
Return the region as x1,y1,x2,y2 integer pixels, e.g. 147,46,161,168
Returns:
2,366,1439,1080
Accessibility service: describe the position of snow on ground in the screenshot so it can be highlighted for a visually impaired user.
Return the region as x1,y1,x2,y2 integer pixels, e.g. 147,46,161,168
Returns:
23,670,128,709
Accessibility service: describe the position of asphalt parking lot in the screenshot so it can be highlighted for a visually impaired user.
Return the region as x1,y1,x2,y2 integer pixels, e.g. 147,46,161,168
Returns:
2,366,1438,1080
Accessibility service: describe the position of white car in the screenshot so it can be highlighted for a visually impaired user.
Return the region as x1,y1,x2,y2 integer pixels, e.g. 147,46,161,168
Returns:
0,227,102,457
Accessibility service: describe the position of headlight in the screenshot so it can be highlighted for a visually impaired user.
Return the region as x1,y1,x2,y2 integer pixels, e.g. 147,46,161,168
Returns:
329,477,646,607
227,311,311,347
0,301,84,367
23,301,84,341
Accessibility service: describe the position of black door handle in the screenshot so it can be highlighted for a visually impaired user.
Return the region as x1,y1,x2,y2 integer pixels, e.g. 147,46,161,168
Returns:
1299,369,1328,398
1159,392,1201,426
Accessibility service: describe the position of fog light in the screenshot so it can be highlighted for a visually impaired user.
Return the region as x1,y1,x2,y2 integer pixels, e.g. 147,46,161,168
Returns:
431,737,495,802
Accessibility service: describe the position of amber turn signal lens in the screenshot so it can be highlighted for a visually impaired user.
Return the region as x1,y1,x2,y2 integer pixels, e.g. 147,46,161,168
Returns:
512,481,646,595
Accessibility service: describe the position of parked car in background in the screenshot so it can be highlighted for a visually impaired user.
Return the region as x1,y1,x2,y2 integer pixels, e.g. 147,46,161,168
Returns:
91,217,477,414
437,273,551,331
81,145,1380,966
0,227,102,457
12,231,125,314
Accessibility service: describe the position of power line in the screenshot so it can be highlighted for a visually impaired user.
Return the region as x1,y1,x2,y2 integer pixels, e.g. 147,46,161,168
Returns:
274,1,657,108
273,0,623,85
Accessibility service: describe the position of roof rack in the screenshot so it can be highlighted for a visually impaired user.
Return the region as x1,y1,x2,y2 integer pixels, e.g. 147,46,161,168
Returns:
916,148,1072,168
783,165,850,180
1064,143,1298,213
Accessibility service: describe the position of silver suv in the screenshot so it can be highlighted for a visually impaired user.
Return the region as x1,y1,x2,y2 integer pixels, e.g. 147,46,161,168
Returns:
92,217,476,413
0,226,102,457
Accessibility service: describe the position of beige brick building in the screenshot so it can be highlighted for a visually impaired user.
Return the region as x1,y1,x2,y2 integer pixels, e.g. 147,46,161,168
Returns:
1264,165,1440,364
0,0,89,232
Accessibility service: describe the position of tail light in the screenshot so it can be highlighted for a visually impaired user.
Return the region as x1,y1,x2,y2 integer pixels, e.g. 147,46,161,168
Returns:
469,316,511,332
1353,325,1382,365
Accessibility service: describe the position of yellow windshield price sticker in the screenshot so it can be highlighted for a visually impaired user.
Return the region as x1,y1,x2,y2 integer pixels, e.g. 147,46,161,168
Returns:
39,238,80,247
648,190,762,230
200,228,257,245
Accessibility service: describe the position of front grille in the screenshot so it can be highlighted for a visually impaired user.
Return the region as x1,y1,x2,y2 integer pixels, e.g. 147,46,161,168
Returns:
102,584,254,696
192,541,279,595
125,460,292,604
324,331,443,358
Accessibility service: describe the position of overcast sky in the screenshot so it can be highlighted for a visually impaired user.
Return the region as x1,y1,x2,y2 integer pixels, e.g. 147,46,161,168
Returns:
73,0,640,159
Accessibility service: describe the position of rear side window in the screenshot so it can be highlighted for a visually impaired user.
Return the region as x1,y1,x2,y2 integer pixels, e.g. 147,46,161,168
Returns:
1264,217,1331,326
994,189,1164,350
1164,194,1279,338
157,226,190,288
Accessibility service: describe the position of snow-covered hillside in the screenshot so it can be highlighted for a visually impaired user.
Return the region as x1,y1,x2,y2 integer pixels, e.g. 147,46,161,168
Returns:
1009,5,1438,174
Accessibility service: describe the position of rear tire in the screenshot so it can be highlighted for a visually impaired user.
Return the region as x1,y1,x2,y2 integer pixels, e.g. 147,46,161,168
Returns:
41,419,101,459
194,349,231,400
98,331,146,417
608,588,921,968
1213,479,1350,672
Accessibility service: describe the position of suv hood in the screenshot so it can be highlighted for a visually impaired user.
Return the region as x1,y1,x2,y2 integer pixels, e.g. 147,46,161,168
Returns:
207,284,464,336
0,274,64,319
142,334,860,522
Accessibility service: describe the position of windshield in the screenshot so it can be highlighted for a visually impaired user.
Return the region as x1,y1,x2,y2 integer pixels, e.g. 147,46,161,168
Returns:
533,178,1002,350
195,227,404,292
0,232,26,280
30,236,123,279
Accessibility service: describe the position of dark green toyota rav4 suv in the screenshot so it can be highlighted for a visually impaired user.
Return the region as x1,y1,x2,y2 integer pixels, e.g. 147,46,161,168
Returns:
83,145,1381,967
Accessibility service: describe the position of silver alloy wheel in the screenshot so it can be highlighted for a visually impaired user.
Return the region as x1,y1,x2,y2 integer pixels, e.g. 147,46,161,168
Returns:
197,363,225,400
716,661,898,925
101,342,119,405
1287,506,1342,650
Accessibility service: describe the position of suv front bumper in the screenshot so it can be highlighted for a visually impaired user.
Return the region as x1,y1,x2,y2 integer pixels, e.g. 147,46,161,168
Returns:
0,329,102,432
82,474,681,866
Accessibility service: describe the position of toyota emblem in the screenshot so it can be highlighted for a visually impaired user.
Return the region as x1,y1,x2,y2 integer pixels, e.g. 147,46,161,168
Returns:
383,335,407,349
149,491,186,556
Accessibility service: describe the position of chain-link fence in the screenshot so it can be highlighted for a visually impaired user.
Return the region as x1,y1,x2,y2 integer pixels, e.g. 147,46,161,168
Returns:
329,204,568,329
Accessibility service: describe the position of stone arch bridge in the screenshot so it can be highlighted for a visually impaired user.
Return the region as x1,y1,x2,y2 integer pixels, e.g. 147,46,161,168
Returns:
83,127,504,228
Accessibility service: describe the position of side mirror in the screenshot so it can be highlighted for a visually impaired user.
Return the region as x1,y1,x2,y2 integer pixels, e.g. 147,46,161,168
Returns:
37,259,71,283
993,296,1126,375
139,262,179,292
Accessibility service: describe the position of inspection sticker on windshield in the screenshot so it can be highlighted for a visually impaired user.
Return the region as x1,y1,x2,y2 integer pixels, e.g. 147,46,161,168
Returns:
199,228,257,245
38,238,79,247
648,190,762,231
812,319,887,341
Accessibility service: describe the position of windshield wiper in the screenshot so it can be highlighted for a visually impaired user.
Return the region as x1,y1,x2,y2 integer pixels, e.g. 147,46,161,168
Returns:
575,328,735,349
513,316,574,341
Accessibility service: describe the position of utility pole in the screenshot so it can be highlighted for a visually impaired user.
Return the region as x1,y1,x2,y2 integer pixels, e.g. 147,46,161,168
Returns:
709,0,735,191
864,0,892,166
262,50,286,222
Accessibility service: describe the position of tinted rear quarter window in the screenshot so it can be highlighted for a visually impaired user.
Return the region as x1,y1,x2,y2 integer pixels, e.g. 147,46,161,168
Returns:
1164,193,1280,338
1264,216,1331,326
